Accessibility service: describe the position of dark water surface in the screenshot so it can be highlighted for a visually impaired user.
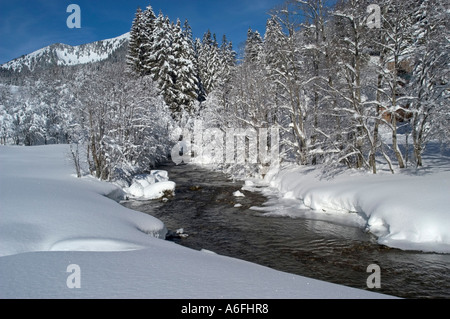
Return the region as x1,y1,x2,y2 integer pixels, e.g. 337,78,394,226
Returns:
122,163,450,299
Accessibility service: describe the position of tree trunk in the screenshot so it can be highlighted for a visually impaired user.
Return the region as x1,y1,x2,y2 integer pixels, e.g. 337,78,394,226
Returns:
391,54,405,169
392,114,405,169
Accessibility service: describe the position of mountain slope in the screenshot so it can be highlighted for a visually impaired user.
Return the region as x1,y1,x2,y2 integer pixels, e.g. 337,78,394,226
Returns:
1,33,130,73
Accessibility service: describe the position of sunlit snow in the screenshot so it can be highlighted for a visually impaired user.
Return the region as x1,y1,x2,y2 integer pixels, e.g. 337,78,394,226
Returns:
0,145,393,299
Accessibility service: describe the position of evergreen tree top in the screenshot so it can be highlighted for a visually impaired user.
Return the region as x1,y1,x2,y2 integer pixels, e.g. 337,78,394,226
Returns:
144,5,156,19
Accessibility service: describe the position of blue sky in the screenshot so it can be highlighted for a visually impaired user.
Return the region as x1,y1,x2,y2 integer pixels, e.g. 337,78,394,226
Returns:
0,0,287,64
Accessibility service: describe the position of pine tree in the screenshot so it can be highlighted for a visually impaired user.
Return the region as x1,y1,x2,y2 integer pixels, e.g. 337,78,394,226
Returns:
126,7,145,75
183,19,194,45
171,19,198,115
264,17,285,73
194,37,207,102
264,16,287,126
140,5,158,76
219,35,236,85
197,30,221,96
245,28,263,64
152,15,177,112
126,5,158,76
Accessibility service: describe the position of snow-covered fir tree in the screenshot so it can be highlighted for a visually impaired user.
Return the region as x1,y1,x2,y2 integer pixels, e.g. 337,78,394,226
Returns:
126,7,145,75
170,19,199,116
197,30,222,96
126,7,207,120
244,28,264,64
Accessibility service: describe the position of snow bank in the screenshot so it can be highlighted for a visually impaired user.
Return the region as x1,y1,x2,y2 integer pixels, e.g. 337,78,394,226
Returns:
124,171,175,200
0,145,167,258
0,145,394,298
260,162,450,254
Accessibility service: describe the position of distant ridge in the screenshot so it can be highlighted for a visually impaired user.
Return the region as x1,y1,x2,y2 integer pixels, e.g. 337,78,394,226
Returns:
1,33,130,73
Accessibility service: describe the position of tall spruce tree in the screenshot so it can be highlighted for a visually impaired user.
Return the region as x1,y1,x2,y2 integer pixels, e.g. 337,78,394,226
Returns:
140,6,158,76
171,19,198,115
245,28,264,64
126,7,145,75
150,14,177,113
197,30,222,96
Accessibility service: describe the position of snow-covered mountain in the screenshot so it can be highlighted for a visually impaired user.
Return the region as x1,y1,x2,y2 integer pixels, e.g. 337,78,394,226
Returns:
1,33,130,73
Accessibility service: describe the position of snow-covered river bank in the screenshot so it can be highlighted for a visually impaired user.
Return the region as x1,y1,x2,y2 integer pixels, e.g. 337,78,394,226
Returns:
0,145,393,299
258,159,450,254
122,162,450,299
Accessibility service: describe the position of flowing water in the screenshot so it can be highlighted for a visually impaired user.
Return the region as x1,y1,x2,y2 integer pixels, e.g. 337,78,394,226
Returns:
122,163,450,299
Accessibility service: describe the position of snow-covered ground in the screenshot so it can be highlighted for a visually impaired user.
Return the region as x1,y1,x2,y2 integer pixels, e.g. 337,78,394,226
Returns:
247,146,450,254
0,145,393,299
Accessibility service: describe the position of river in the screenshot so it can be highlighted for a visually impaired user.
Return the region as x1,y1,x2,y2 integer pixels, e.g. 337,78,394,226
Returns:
122,163,450,299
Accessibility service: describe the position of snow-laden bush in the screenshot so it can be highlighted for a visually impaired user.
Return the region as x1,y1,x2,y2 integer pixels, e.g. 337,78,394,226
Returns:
69,63,176,181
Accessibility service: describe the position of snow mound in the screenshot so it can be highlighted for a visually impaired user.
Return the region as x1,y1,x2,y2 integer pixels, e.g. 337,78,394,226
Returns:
125,171,175,200
50,238,146,252
233,190,246,197
0,145,167,258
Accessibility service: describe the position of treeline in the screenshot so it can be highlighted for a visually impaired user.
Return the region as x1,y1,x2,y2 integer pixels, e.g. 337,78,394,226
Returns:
1,0,448,181
191,0,449,175
0,62,175,181
126,5,236,118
